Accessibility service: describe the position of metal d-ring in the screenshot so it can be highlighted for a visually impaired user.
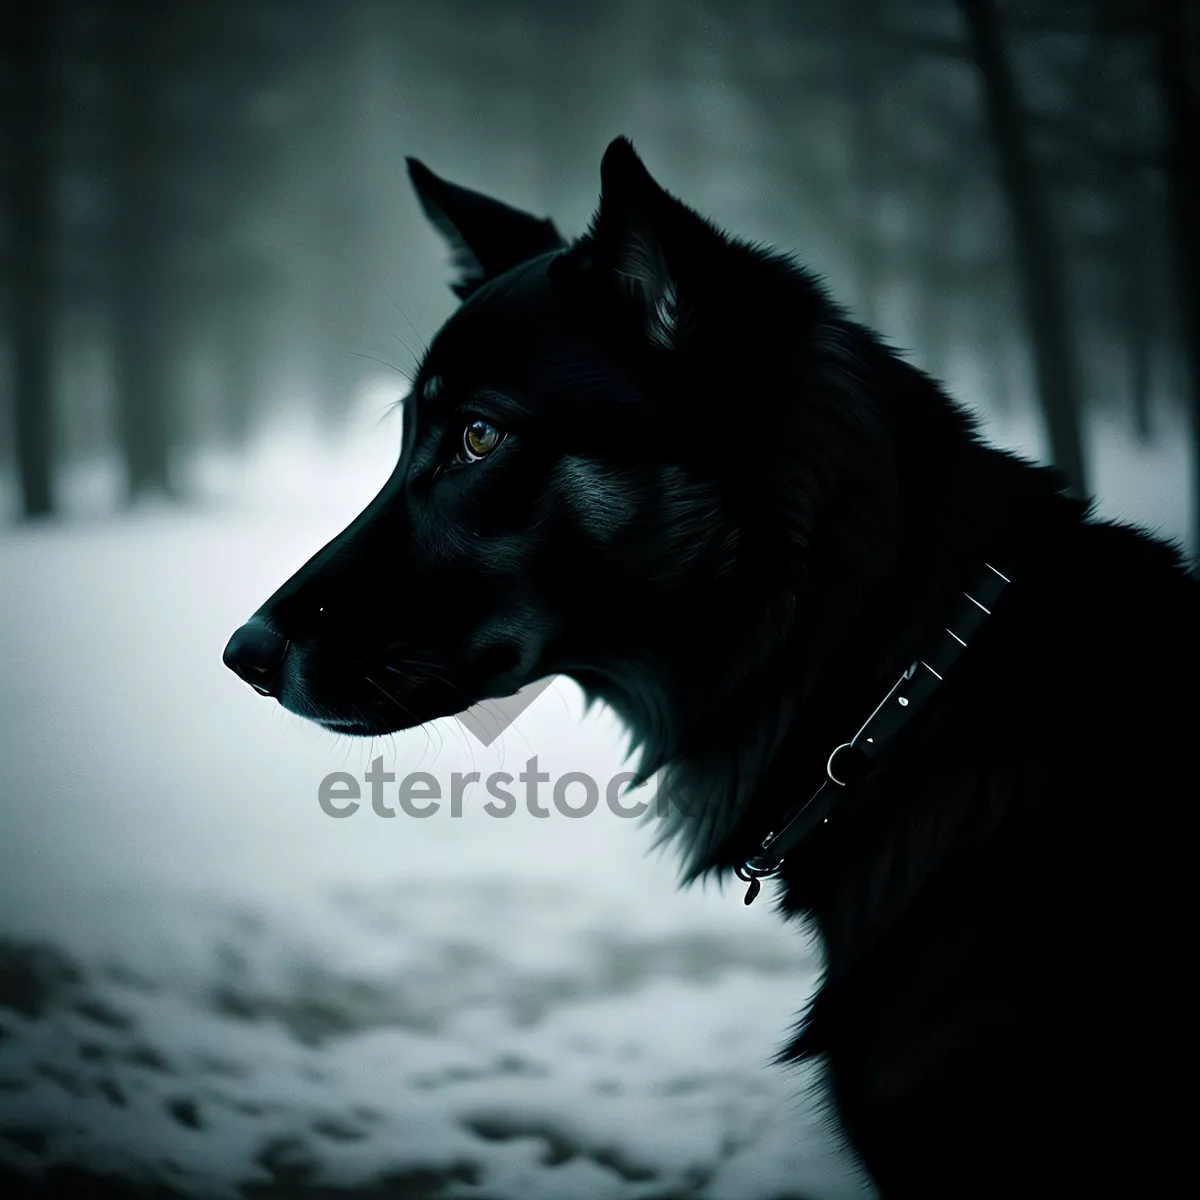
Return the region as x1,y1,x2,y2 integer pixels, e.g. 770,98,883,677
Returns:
826,742,854,786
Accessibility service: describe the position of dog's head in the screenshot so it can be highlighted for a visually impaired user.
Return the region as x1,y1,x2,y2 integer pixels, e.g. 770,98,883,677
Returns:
224,139,899,748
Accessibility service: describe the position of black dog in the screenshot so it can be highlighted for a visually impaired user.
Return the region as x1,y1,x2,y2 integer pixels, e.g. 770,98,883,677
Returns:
225,138,1191,1196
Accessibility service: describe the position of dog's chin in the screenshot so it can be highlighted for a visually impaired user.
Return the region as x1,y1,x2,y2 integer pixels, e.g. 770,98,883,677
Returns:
274,657,533,739
303,703,449,738
313,714,397,737
286,691,480,739
303,710,437,738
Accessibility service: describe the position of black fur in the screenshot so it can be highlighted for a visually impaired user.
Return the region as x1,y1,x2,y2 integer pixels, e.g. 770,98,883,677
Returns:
228,138,1192,1196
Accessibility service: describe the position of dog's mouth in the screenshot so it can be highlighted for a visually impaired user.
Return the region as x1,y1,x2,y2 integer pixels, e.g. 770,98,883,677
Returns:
284,660,481,738
314,713,383,736
224,619,526,738
285,681,476,739
311,709,422,738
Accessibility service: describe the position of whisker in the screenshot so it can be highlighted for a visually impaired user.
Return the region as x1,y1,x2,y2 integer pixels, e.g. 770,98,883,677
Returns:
384,289,430,358
341,350,413,382
385,327,421,372
387,659,533,761
374,397,407,430
364,674,418,724
386,662,489,767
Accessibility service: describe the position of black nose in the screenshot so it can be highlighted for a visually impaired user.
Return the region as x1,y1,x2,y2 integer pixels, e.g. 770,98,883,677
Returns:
223,620,288,695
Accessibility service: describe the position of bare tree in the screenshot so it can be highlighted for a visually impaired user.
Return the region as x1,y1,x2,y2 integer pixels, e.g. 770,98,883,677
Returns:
1155,0,1199,561
5,2,58,518
1121,168,1155,441
108,2,177,499
845,0,893,327
958,0,1088,496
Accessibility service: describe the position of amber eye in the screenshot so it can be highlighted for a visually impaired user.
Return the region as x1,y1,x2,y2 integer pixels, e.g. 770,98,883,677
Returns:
461,419,503,462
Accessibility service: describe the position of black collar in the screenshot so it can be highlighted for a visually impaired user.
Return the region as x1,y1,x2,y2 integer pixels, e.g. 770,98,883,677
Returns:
736,561,1012,905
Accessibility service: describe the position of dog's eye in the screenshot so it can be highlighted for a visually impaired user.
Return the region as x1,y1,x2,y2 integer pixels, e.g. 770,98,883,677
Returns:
459,419,503,463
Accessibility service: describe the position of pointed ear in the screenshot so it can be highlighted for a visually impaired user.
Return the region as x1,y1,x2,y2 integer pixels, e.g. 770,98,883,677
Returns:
406,158,565,300
589,137,685,350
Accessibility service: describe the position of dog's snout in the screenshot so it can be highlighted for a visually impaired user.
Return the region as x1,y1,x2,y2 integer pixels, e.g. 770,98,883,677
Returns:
223,620,288,695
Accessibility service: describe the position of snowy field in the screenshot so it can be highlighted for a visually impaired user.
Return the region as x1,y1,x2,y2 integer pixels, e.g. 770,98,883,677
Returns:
0,389,1190,1199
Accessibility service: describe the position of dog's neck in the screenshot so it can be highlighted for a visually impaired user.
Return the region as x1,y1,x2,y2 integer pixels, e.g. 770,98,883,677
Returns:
587,326,1083,892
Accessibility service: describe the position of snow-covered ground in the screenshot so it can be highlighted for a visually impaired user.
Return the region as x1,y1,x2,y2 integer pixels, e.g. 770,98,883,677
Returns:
0,388,1190,1198
0,395,872,1199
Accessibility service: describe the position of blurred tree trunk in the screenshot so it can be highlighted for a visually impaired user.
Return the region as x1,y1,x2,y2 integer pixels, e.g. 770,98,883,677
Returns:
529,5,594,219
913,277,948,384
308,3,366,430
111,5,175,499
846,0,887,327
1155,0,1200,561
959,0,1088,497
6,3,57,518
913,172,960,383
217,296,263,449
1123,171,1154,441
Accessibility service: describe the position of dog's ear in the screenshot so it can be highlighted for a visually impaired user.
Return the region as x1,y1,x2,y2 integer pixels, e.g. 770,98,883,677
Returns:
406,158,565,300
587,137,686,350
